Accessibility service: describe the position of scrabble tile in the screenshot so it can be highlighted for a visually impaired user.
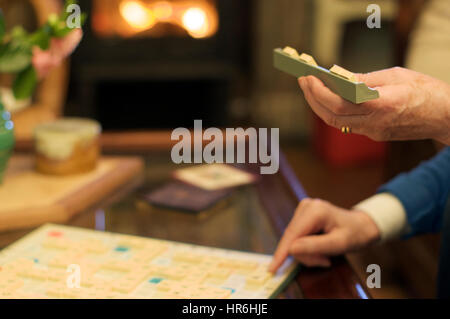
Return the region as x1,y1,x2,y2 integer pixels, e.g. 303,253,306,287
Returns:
282,46,300,58
3,258,34,272
42,237,74,250
188,284,230,299
101,260,134,272
100,291,124,299
48,253,82,268
46,268,67,282
329,65,358,82
111,280,140,294
246,271,273,287
182,272,208,284
130,249,164,263
200,259,220,268
81,277,108,289
207,267,233,279
215,258,239,269
216,258,258,272
0,277,23,291
173,252,204,263
299,53,318,66
169,288,189,299
154,266,187,281
208,287,232,299
186,291,203,299
80,239,109,254
156,280,175,292
17,268,50,281
81,286,113,299
119,272,150,287
116,236,147,249
46,284,83,299
239,261,259,270
0,291,16,298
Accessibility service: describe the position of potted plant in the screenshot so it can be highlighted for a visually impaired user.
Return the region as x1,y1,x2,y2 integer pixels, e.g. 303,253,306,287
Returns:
0,0,85,182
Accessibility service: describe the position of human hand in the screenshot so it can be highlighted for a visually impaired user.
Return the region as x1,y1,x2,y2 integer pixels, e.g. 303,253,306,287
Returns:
32,28,83,79
298,67,450,145
268,198,380,272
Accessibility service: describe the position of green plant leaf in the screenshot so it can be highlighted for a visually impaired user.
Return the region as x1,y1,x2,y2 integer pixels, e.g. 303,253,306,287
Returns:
80,13,87,27
0,10,5,43
0,42,32,73
29,24,51,50
51,21,72,38
10,26,28,41
13,66,37,100
48,13,59,28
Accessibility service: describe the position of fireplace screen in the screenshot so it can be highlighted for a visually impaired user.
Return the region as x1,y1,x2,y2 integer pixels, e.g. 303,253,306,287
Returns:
92,0,219,39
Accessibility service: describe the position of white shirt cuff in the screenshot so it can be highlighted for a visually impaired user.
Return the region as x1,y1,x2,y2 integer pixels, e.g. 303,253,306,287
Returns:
354,193,410,242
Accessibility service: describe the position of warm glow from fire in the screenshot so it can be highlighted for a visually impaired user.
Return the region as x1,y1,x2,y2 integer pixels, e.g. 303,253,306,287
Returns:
120,1,156,30
182,7,208,38
153,1,173,21
116,0,218,38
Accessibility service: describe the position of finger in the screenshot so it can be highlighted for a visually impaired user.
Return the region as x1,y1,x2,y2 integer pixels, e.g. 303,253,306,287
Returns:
301,79,340,124
269,234,294,273
305,76,371,116
357,67,405,87
293,254,331,268
269,199,324,273
361,84,406,109
302,81,367,133
289,231,348,256
303,74,401,116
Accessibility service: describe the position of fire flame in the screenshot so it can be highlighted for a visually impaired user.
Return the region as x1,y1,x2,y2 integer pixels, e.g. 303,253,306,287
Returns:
153,1,173,21
118,0,218,38
120,1,156,30
182,7,208,38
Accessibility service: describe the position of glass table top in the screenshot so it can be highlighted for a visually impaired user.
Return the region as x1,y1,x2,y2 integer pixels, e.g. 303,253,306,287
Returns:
0,151,302,298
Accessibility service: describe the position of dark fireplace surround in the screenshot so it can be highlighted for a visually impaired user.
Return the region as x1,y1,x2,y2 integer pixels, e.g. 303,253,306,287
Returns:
69,0,252,131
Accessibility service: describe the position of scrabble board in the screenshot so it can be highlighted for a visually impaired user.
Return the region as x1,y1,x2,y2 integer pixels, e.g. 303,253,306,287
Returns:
0,224,298,299
273,47,379,104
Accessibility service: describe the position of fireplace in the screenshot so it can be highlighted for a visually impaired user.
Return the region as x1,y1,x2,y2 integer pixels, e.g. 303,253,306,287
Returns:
68,0,252,130
93,0,219,39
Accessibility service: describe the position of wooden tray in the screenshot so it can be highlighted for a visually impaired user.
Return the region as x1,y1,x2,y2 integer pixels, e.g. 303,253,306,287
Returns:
0,156,144,232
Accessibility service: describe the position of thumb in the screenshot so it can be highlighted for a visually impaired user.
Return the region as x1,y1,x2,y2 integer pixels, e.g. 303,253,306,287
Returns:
357,72,390,87
357,68,404,87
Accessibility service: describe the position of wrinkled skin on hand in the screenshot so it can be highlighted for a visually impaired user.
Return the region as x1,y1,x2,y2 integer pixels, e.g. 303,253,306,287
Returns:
269,198,380,272
298,67,450,145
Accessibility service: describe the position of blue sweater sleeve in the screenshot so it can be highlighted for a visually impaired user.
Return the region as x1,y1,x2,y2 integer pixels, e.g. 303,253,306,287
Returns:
378,147,450,237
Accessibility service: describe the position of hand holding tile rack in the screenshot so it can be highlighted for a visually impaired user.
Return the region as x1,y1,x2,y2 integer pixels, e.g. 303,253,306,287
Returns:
273,47,379,104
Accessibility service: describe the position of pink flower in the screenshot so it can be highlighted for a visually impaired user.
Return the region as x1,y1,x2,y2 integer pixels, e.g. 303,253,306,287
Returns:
32,28,83,79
